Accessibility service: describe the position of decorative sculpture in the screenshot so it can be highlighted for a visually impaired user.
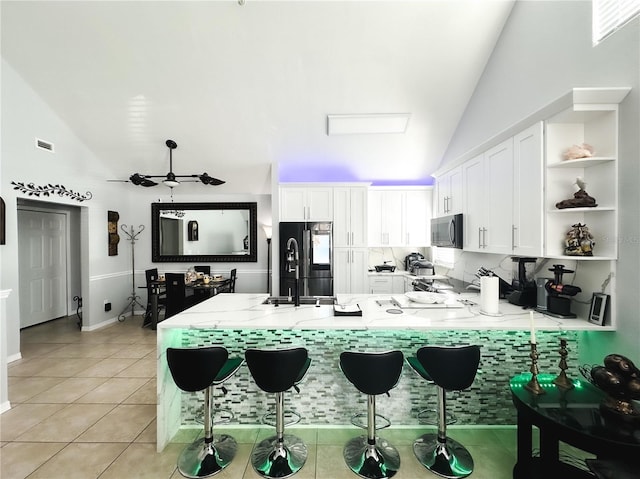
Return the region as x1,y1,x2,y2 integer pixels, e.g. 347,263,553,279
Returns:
564,223,595,256
556,177,597,209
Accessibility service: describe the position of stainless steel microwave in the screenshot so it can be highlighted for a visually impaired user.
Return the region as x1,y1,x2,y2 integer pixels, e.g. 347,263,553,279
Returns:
431,214,463,248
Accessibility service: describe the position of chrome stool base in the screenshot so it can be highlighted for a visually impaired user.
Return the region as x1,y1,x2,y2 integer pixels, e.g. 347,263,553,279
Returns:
177,434,238,478
251,434,308,479
344,435,400,479
413,433,474,479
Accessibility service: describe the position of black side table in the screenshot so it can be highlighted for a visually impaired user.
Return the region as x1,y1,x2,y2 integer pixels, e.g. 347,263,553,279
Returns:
510,373,640,479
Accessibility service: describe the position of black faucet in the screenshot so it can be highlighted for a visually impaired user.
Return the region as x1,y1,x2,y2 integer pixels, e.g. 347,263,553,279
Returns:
286,237,300,306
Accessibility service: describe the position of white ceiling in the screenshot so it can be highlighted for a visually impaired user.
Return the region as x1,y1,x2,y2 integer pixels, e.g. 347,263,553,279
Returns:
1,0,514,194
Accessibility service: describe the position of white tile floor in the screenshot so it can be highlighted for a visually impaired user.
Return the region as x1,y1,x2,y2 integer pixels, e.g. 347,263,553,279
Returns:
1,316,524,478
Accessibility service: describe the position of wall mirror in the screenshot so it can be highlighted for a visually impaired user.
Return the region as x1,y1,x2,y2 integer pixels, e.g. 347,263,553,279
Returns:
151,202,257,262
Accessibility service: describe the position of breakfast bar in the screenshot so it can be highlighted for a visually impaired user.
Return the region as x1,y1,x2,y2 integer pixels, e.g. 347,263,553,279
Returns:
156,292,609,451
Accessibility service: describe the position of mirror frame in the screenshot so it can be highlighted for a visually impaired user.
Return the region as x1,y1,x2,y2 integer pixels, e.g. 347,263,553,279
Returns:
151,202,258,262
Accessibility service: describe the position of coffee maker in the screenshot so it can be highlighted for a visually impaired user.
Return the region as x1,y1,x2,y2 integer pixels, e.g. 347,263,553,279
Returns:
544,264,582,318
507,257,537,307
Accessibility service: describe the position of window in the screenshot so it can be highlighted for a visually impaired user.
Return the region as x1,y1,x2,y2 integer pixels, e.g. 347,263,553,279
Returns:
593,0,640,44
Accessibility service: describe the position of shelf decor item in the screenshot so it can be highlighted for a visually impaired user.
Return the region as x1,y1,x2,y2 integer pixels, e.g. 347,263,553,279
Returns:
562,142,594,160
564,223,595,256
556,177,597,209
580,354,640,423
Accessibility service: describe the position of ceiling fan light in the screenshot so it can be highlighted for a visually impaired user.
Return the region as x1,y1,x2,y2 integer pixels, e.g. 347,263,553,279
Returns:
163,178,180,188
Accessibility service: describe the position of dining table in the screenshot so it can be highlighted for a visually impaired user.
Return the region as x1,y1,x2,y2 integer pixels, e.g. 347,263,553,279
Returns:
143,276,231,330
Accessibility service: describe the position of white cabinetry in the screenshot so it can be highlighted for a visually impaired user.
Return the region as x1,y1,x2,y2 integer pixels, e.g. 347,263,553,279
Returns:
334,248,368,294
369,275,393,294
368,187,432,247
333,186,368,247
434,166,462,215
368,275,406,294
544,107,620,260
368,189,404,246
513,122,544,256
280,186,333,221
463,125,543,255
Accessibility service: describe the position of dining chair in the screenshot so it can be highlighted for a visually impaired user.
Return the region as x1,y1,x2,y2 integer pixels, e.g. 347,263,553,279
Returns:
144,268,166,324
194,265,211,275
228,269,237,293
165,273,197,318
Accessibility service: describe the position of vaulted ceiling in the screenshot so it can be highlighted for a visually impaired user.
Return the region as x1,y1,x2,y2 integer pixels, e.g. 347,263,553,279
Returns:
2,1,514,194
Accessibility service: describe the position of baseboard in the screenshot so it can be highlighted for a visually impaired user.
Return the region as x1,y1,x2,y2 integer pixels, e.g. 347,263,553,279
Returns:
7,352,22,363
0,400,11,414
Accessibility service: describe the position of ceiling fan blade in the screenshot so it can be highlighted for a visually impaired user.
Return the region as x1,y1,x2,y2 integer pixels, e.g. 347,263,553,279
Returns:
130,173,158,187
199,173,225,186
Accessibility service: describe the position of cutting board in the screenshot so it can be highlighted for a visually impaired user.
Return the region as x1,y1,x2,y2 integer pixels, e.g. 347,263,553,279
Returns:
391,294,464,309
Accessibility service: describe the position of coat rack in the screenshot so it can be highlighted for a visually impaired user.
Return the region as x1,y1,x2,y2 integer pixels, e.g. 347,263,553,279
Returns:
117,224,146,321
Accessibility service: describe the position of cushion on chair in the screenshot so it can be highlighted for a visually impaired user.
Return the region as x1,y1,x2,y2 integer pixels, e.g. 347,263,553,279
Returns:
167,346,229,392
586,459,639,479
416,345,480,392
340,350,404,395
245,347,309,393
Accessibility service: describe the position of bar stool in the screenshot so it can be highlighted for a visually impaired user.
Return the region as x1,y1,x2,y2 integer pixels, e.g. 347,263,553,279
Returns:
167,346,243,478
340,350,404,479
406,355,456,425
245,347,311,478
412,345,481,479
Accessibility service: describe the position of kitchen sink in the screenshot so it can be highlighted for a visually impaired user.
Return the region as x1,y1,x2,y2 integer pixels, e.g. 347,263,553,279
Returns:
262,296,337,306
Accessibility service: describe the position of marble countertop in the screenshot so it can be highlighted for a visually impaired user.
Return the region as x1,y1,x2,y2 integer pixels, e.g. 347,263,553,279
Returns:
158,292,612,332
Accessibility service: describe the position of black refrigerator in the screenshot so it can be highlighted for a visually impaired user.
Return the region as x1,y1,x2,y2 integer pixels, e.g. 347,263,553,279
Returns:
279,222,333,297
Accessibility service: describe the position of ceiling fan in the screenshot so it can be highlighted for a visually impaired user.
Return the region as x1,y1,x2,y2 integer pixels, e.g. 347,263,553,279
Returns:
111,139,225,188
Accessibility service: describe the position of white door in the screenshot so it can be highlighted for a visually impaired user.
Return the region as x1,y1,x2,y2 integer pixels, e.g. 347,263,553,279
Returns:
18,209,68,327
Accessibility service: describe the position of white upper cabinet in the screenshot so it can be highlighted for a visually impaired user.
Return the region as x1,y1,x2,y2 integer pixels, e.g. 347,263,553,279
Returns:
434,166,462,216
462,126,543,255
280,185,334,221
368,187,432,247
513,122,544,256
368,189,404,246
404,189,432,246
333,186,368,247
334,247,368,294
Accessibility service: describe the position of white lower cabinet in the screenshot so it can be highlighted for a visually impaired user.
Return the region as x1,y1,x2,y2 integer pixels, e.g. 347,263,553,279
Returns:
334,248,368,294
368,275,406,294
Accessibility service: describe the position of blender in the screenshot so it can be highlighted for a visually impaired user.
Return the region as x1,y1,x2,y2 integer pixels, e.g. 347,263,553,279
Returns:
506,257,537,307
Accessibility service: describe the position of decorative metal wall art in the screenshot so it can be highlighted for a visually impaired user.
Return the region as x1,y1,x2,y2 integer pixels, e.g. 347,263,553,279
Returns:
11,181,92,202
108,210,120,256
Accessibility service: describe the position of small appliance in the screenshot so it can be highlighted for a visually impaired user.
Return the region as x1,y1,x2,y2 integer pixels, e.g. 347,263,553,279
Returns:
404,252,425,271
411,260,435,277
431,214,463,248
507,257,537,307
544,264,582,318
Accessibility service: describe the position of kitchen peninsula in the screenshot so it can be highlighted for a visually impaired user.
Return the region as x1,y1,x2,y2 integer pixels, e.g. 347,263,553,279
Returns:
156,292,609,451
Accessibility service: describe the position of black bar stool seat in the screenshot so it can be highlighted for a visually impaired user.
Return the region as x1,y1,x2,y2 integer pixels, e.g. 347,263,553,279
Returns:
167,346,243,478
245,347,311,479
412,345,481,479
340,350,404,479
406,356,457,426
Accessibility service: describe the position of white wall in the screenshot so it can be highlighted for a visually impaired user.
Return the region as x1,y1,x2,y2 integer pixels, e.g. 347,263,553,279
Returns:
1,60,273,362
440,1,640,363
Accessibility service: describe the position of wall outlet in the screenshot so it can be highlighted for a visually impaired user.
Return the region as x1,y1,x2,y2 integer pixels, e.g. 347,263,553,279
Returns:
104,301,111,312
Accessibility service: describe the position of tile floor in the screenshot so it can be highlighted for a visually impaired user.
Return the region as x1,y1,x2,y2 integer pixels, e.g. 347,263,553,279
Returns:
1,315,541,478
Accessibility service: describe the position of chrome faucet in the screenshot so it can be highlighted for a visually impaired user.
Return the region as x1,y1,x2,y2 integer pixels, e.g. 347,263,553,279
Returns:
286,237,300,306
